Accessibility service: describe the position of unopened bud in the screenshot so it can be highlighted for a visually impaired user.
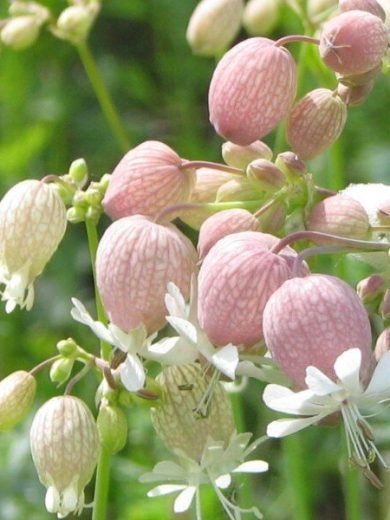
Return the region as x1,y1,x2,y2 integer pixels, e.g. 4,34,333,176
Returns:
56,4,99,44
377,199,390,224
380,288,390,320
242,0,280,35
151,364,235,462
257,200,287,233
339,0,386,21
247,159,285,192
357,274,386,304
0,371,36,431
30,396,100,518
307,0,338,19
216,176,257,202
337,81,375,106
97,404,128,454
275,151,307,180
1,16,41,50
67,205,86,223
56,338,78,356
0,180,67,312
222,140,273,169
49,358,74,385
186,0,244,56
375,328,390,360
337,63,382,87
68,158,88,187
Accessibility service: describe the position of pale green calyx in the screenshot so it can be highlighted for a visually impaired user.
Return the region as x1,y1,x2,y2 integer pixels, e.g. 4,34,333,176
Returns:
0,180,67,312
0,370,36,431
30,396,100,518
1,15,41,50
54,3,100,45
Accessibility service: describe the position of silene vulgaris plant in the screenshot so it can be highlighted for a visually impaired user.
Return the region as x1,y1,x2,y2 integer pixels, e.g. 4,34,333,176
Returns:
2,0,390,518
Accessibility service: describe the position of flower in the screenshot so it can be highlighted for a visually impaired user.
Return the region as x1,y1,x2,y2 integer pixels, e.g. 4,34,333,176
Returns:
140,432,268,519
263,348,390,483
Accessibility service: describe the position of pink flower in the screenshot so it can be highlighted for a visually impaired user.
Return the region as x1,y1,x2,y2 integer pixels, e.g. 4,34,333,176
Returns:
96,216,197,333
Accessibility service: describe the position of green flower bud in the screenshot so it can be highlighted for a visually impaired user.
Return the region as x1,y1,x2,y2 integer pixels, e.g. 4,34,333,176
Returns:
97,404,128,454
30,396,100,518
151,364,235,462
56,4,99,44
49,358,74,385
246,159,285,193
1,16,41,50
68,158,88,188
222,140,273,169
0,371,36,431
242,0,280,36
67,205,86,223
56,338,78,356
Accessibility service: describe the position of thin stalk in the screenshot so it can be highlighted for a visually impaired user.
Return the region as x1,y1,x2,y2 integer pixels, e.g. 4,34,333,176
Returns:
275,35,320,48
342,448,362,520
77,42,130,153
180,160,242,175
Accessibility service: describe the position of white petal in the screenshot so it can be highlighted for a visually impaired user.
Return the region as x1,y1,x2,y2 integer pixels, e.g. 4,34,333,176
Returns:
210,345,239,380
215,474,231,489
305,366,341,396
146,336,198,365
62,485,79,512
71,298,114,345
233,460,269,473
173,486,197,513
45,486,59,514
165,282,187,318
263,385,325,415
109,323,147,354
334,348,362,393
166,316,198,344
120,354,146,392
364,351,390,401
267,414,328,437
147,484,187,497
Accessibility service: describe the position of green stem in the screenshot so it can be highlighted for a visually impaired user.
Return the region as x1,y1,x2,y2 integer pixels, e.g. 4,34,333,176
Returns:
77,41,130,153
282,435,313,520
85,218,112,520
343,463,361,520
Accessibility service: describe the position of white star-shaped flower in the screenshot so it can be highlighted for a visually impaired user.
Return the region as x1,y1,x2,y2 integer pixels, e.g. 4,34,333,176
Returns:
263,348,390,483
140,432,268,519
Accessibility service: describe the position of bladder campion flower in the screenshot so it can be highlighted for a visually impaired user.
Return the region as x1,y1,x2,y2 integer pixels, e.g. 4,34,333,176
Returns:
0,371,36,431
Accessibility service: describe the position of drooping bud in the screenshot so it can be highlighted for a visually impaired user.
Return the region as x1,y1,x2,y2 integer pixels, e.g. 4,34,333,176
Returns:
1,15,41,49
0,371,36,431
151,364,235,461
54,3,99,45
287,88,348,160
222,140,273,169
307,194,370,239
198,231,292,347
357,274,386,304
242,0,280,35
0,180,67,312
97,404,128,454
339,0,386,21
319,10,388,75
49,358,75,385
375,328,390,360
198,209,259,259
30,396,100,518
102,141,195,221
178,167,241,229
209,38,297,145
186,0,244,57
336,81,375,106
96,216,197,333
263,274,373,387
247,159,286,192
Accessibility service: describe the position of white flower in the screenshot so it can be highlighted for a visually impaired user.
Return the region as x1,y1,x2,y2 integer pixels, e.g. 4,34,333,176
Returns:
263,348,390,483
140,432,268,520
71,298,155,392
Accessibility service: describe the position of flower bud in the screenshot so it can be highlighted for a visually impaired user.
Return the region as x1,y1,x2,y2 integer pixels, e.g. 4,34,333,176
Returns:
0,371,36,431
380,288,390,320
103,141,195,221
186,0,244,56
375,328,390,360
257,200,288,234
274,151,307,180
0,180,67,312
209,38,297,145
151,364,235,461
319,10,388,75
357,274,385,305
378,198,390,224
339,0,386,21
68,158,88,187
56,338,78,356
96,216,197,333
287,88,347,160
307,0,338,19
178,168,241,229
222,140,273,169
49,358,74,385
377,0,390,28
263,274,373,387
1,16,41,50
56,4,99,44
307,194,370,239
247,159,286,192
97,404,128,454
242,0,280,36
198,231,291,346
336,81,375,106
215,175,258,202
198,209,259,259
30,396,99,518
337,63,382,87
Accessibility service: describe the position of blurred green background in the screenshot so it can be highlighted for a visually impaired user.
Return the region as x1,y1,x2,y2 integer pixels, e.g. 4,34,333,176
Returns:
1,1,390,519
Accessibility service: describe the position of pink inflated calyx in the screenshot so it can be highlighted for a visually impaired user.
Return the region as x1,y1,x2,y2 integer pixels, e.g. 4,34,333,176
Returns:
102,141,195,221
198,231,293,347
208,37,297,145
319,10,388,75
197,209,259,259
263,274,374,388
339,0,386,21
96,216,197,334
